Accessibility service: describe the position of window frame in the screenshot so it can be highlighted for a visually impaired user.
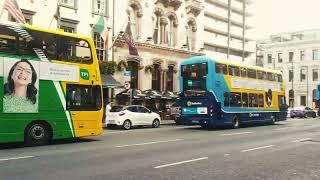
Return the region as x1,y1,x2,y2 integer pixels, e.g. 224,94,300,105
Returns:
66,84,102,111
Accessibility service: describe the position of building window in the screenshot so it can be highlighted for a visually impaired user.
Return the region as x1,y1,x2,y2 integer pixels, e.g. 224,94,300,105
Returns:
278,53,283,63
152,64,161,91
186,18,196,51
167,66,174,91
300,68,306,82
313,69,318,81
289,52,294,62
129,5,139,40
300,96,306,106
93,32,106,61
289,70,294,82
92,0,108,16
313,89,317,103
9,9,35,24
300,50,305,61
60,18,78,33
60,0,77,9
127,61,139,89
153,13,161,44
313,49,320,60
267,54,272,64
289,89,294,108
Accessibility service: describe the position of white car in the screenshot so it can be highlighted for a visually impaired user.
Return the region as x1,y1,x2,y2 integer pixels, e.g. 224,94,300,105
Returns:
105,105,161,130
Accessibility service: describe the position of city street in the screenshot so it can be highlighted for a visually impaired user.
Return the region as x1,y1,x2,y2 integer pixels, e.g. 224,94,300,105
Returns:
1,118,320,180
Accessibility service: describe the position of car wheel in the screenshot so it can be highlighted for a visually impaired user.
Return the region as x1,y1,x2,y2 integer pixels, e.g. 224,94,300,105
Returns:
270,115,276,125
313,114,316,118
25,122,52,146
152,119,160,128
122,120,132,130
231,116,240,129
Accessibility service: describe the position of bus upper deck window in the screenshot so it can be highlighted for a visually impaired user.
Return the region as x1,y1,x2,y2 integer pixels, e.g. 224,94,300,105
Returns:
241,68,247,77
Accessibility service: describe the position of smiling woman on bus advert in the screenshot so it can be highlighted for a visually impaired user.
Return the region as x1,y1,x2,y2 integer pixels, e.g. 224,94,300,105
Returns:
3,59,39,113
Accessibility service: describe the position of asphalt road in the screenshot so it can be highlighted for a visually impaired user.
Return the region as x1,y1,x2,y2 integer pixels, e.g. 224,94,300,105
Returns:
1,118,320,180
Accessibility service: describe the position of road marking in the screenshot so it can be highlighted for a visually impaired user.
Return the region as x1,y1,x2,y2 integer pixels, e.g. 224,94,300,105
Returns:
116,139,183,148
275,127,292,131
220,132,252,136
154,157,208,169
292,138,312,143
0,156,34,162
241,145,275,152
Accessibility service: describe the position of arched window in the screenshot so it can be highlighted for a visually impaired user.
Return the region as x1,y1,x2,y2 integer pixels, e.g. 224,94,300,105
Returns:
153,8,164,44
128,1,142,40
167,66,174,91
127,61,139,89
186,18,197,51
166,12,178,47
129,6,139,40
152,64,161,91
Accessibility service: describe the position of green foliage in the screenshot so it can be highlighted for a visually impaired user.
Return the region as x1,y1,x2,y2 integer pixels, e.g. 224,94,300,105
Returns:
145,65,154,74
117,60,128,72
99,61,117,75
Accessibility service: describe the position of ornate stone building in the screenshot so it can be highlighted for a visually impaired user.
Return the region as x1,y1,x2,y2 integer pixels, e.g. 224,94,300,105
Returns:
111,0,204,94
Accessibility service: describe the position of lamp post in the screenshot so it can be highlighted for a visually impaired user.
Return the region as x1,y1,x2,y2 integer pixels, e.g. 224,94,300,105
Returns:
291,58,294,107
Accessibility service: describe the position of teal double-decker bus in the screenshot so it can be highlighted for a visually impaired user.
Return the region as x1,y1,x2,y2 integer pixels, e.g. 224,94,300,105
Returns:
179,56,288,129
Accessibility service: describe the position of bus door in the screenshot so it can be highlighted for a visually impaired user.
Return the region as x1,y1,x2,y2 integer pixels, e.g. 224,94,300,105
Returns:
65,84,102,137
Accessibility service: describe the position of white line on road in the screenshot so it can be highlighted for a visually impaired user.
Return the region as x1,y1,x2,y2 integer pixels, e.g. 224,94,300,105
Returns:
292,138,312,143
0,156,34,162
275,127,292,131
241,145,275,152
220,132,253,136
116,139,183,148
154,157,208,169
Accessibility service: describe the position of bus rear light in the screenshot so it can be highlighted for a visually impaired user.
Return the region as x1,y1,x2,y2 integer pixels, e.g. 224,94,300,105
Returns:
118,112,126,116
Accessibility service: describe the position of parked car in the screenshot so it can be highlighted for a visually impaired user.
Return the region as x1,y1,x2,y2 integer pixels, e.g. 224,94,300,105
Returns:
170,101,181,124
105,105,161,130
290,106,316,118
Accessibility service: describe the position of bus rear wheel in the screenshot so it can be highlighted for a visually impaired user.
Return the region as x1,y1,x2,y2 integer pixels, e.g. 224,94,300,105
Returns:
231,116,240,129
25,122,52,146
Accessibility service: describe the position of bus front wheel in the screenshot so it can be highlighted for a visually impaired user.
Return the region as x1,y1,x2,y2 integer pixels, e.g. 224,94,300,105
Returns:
25,121,52,146
231,116,240,129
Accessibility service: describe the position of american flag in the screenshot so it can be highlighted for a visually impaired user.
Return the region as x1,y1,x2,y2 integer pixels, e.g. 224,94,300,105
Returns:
3,0,26,24
124,21,139,56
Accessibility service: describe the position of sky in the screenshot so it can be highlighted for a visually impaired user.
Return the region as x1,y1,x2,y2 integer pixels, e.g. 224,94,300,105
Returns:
252,0,320,40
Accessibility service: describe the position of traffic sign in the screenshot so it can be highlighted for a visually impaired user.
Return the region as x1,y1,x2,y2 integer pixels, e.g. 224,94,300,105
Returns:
124,81,131,90
124,71,131,82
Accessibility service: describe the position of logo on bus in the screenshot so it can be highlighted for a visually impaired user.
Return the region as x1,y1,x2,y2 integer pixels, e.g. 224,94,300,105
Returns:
187,101,202,106
80,69,89,80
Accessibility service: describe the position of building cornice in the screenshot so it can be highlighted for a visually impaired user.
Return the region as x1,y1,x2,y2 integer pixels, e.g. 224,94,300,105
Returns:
114,39,204,56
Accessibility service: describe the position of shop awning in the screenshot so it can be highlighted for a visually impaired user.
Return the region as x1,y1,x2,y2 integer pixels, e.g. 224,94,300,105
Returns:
101,74,123,88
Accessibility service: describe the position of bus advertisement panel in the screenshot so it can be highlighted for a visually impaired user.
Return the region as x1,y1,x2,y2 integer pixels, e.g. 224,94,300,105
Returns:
0,22,103,145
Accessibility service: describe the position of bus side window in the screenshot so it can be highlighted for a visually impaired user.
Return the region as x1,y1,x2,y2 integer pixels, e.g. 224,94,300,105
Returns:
258,94,264,107
249,93,258,107
215,63,228,75
230,92,241,107
267,72,275,81
229,66,240,77
242,93,248,107
257,71,266,80
241,68,247,78
224,92,230,107
248,69,257,79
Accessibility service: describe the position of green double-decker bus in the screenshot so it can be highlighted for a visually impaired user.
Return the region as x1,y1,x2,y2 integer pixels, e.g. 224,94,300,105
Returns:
0,22,103,145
